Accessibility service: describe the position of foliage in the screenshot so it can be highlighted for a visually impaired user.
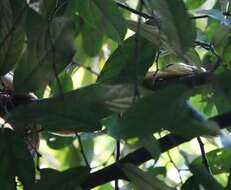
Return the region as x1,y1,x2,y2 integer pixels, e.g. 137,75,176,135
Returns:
1,0,231,189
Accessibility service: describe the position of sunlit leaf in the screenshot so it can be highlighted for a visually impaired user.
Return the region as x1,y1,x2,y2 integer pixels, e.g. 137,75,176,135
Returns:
188,165,223,190
81,22,104,57
98,35,157,84
192,148,231,175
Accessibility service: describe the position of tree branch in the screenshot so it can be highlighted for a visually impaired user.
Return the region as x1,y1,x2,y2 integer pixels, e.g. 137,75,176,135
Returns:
81,112,231,189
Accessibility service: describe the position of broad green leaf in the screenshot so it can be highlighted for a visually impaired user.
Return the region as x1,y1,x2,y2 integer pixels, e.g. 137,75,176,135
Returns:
192,148,231,175
127,20,163,47
185,0,204,9
211,25,230,54
105,85,218,139
212,69,231,113
226,169,231,190
33,166,89,190
7,84,134,132
50,72,73,96
122,163,174,190
81,22,104,57
75,0,127,43
147,167,166,177
189,165,223,190
0,128,35,190
97,35,157,84
0,0,26,75
14,8,75,93
149,0,195,56
181,176,201,190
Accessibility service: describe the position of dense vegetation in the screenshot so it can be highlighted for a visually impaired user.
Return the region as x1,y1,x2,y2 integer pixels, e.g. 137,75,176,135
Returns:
1,0,231,189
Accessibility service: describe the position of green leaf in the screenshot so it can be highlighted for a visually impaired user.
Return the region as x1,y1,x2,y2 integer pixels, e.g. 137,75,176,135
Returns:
192,148,231,175
122,163,175,190
226,169,231,190
98,35,157,84
105,85,218,139
75,0,127,43
189,165,223,190
33,166,89,190
14,8,75,93
182,176,200,190
127,20,162,47
0,128,35,190
212,69,231,113
0,0,26,75
81,22,104,57
50,72,73,96
7,84,134,132
147,167,166,177
185,0,204,9
149,0,195,56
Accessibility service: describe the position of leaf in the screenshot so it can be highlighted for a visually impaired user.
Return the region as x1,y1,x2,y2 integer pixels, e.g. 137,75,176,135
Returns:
149,0,196,56
122,163,174,190
185,0,204,9
188,165,223,190
147,167,166,177
97,35,157,84
192,148,231,175
226,169,231,190
181,176,201,190
33,166,89,190
0,0,26,75
0,128,35,189
105,85,218,139
50,72,73,96
127,20,162,47
212,69,231,113
7,84,134,132
14,8,75,93
75,0,127,43
81,22,104,57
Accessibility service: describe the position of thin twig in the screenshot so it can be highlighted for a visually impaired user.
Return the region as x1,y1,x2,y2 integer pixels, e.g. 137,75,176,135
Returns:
76,133,90,169
116,1,153,19
197,137,213,175
194,40,222,71
190,15,209,19
71,61,99,76
166,151,183,185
